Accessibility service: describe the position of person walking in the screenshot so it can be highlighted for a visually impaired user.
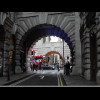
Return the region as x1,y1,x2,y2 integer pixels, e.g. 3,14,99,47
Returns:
65,61,70,75
30,63,33,71
33,62,35,72
22,63,26,73
56,63,60,72
41,63,44,72
35,61,38,72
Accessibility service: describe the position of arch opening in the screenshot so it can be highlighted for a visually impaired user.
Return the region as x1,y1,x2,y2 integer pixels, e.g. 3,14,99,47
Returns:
17,24,74,71
45,51,64,61
20,24,73,53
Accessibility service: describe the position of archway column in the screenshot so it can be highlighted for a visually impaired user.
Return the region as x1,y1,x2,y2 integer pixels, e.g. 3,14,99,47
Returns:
83,30,91,80
3,17,15,75
15,50,22,73
72,12,82,75
15,33,22,73
95,12,100,84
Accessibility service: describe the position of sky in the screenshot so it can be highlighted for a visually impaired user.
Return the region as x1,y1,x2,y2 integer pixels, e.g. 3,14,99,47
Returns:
50,36,58,42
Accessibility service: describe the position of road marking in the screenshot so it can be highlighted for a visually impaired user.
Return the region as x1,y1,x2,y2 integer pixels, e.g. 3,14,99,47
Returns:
59,74,63,86
9,74,36,86
57,74,60,86
40,76,44,79
57,73,63,86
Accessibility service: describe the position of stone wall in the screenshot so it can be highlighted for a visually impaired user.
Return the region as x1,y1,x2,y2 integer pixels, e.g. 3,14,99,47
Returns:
96,12,100,84
26,37,71,67
80,12,100,83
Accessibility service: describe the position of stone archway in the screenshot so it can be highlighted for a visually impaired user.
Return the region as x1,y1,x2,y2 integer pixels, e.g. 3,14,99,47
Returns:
45,51,64,61
14,12,81,75
0,16,15,75
15,24,74,72
45,51,64,66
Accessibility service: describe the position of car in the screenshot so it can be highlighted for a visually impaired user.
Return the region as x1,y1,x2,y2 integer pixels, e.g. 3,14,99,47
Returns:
41,65,55,70
41,65,52,70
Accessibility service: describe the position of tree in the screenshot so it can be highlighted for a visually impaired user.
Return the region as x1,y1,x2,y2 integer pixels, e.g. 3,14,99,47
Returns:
55,55,58,63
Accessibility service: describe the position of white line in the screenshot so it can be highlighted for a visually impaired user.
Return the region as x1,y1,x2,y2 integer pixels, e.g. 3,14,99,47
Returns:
40,76,44,79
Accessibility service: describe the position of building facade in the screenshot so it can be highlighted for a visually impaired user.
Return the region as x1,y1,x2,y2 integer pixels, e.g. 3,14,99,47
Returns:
1,12,100,84
26,36,71,67
80,12,100,84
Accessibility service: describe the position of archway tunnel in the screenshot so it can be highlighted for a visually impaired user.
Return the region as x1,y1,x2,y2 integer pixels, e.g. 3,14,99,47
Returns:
45,51,65,67
16,24,74,71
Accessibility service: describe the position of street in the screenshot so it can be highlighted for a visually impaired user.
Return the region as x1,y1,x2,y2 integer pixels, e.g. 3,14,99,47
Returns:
9,70,67,86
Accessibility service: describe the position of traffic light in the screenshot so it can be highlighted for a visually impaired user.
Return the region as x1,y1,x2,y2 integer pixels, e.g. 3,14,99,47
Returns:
67,56,69,60
31,48,34,55
31,51,33,55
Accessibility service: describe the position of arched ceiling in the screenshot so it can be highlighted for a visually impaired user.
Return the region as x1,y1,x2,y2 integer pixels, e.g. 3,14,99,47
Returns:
20,24,73,52
16,12,75,55
16,12,75,37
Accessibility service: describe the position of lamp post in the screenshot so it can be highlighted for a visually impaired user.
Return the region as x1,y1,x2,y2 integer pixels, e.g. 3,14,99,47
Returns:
63,40,65,64
8,50,13,81
7,35,14,81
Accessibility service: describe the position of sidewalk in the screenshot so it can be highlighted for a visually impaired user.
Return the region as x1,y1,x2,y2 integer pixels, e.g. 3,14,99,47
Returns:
0,71,35,86
62,73,97,87
0,70,98,87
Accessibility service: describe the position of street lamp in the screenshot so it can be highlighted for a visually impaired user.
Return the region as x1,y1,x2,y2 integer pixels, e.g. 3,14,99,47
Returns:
8,50,13,81
63,39,65,64
7,35,14,81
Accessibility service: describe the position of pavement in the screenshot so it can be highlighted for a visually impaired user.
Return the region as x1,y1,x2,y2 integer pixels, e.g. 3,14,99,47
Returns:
0,71,35,86
63,75,97,87
0,69,98,87
62,72,97,87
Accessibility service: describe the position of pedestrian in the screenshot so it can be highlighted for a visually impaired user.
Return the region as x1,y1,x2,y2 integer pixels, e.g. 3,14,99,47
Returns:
55,63,59,72
64,64,66,74
65,61,70,75
54,63,56,69
35,62,38,72
30,63,33,71
22,63,26,73
57,63,60,72
55,63,58,70
33,62,35,72
70,65,73,73
41,63,44,72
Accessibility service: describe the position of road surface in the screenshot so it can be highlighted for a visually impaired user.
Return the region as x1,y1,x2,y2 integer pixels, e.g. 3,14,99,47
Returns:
9,70,67,86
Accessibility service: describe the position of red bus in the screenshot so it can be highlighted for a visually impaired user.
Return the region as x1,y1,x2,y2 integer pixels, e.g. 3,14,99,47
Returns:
30,55,44,69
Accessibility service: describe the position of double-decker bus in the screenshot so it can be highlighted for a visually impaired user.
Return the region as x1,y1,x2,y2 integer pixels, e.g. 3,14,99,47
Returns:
30,55,44,69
